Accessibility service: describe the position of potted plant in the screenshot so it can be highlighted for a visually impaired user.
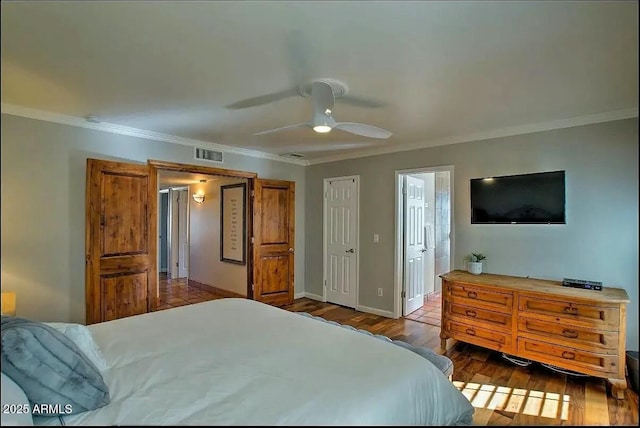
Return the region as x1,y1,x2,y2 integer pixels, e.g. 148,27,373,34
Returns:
466,253,486,275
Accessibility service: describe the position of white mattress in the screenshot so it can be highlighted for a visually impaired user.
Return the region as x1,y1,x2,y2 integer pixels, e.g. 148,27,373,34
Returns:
35,298,474,425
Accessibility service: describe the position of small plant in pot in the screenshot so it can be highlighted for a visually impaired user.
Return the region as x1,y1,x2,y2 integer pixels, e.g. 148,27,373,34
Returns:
466,253,486,275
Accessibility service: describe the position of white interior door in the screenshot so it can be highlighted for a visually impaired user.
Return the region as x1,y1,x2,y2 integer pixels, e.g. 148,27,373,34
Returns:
324,177,359,308
177,188,189,278
403,175,426,316
169,189,179,279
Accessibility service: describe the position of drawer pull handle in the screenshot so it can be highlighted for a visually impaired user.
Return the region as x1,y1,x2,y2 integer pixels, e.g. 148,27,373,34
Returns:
562,329,579,338
561,351,576,360
563,306,578,315
465,328,476,336
467,291,478,299
465,310,477,317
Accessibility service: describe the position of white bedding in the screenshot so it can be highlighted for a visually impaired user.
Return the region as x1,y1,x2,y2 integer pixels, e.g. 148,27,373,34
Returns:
34,298,473,426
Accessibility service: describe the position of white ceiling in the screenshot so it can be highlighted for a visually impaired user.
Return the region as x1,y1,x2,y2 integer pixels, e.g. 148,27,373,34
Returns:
159,170,220,189
1,1,637,162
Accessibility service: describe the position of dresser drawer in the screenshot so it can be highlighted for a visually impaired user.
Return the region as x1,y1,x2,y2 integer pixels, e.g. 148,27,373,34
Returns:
517,337,621,377
518,294,620,330
518,318,619,353
445,301,512,332
444,318,513,353
445,281,513,313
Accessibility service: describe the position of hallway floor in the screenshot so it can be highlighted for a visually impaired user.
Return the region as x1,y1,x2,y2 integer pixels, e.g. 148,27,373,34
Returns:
404,291,442,327
157,274,226,311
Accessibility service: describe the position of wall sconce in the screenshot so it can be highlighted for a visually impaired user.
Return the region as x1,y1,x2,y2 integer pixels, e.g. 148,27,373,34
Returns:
192,192,205,204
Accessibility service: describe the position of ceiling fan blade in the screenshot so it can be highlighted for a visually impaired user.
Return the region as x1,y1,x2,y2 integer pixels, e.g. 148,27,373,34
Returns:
339,94,387,108
285,30,314,83
311,81,335,112
253,122,310,136
226,87,299,109
334,122,392,139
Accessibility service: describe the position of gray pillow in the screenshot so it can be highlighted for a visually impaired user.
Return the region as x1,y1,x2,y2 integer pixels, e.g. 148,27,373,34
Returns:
1,316,109,416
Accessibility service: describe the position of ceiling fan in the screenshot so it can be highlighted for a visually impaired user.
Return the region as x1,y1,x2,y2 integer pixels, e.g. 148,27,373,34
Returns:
251,79,392,139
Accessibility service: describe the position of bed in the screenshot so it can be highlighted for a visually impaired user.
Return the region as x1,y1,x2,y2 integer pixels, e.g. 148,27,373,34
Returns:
16,298,473,425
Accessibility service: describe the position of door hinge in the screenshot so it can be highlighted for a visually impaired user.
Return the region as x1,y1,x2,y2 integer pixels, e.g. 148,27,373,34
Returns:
251,236,254,244
251,190,255,198
401,290,406,298
402,185,407,195
251,284,255,291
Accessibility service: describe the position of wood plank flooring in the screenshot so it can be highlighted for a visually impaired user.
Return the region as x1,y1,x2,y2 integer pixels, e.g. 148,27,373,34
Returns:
157,276,226,310
282,298,639,426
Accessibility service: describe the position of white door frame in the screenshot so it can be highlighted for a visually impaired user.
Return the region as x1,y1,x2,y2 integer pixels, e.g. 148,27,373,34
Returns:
323,175,360,305
394,166,455,319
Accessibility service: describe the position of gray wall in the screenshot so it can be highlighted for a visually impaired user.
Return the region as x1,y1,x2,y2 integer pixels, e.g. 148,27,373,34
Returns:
305,118,639,350
0,113,306,324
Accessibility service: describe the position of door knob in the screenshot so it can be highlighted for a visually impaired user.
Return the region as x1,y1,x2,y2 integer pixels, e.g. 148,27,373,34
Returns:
346,249,355,253
288,248,295,253
420,248,427,253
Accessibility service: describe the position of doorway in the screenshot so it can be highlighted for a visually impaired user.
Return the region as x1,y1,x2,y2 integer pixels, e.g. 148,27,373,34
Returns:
157,170,249,310
85,159,296,324
394,166,453,326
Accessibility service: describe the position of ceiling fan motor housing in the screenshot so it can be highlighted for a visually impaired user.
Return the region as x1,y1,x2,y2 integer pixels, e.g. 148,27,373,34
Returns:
300,78,348,99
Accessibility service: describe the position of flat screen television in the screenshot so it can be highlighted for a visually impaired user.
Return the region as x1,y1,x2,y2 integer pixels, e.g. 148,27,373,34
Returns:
471,170,566,224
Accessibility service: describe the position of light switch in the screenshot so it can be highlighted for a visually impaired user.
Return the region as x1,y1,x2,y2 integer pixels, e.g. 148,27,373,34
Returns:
373,234,379,243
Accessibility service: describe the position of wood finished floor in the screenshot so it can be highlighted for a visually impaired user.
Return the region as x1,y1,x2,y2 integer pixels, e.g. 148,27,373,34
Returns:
283,298,639,427
153,290,638,426
157,276,225,310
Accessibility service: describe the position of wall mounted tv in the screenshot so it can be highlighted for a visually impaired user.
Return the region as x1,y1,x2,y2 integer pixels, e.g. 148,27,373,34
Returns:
471,170,566,224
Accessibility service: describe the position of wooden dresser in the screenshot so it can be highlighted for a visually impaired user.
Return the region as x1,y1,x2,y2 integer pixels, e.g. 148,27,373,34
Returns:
440,270,630,399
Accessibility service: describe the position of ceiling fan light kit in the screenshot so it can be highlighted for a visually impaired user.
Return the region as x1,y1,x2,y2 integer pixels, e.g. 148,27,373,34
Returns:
313,125,332,133
249,79,392,139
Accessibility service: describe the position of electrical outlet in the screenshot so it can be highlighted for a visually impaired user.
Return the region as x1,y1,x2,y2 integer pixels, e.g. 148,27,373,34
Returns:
377,288,383,296
373,234,379,243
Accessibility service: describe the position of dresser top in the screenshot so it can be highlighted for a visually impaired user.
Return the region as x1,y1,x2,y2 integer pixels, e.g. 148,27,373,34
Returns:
440,270,630,303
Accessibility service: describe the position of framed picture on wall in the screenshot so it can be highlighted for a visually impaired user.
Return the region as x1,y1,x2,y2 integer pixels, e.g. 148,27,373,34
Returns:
220,183,247,264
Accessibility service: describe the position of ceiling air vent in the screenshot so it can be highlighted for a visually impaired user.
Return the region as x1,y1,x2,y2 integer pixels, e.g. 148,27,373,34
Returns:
194,147,223,163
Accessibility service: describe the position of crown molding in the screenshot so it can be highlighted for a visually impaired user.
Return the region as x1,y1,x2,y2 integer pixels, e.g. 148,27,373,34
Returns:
307,107,639,165
0,103,310,166
3,103,636,168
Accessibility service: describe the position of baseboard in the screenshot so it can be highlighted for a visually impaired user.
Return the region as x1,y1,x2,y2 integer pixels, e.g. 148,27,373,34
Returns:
356,304,395,318
188,279,246,298
293,292,325,301
303,292,325,302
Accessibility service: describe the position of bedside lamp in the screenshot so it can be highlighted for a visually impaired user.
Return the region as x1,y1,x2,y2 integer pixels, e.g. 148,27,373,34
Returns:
1,291,16,316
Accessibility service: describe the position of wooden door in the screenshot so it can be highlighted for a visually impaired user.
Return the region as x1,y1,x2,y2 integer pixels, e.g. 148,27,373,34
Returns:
253,179,295,306
86,159,157,324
